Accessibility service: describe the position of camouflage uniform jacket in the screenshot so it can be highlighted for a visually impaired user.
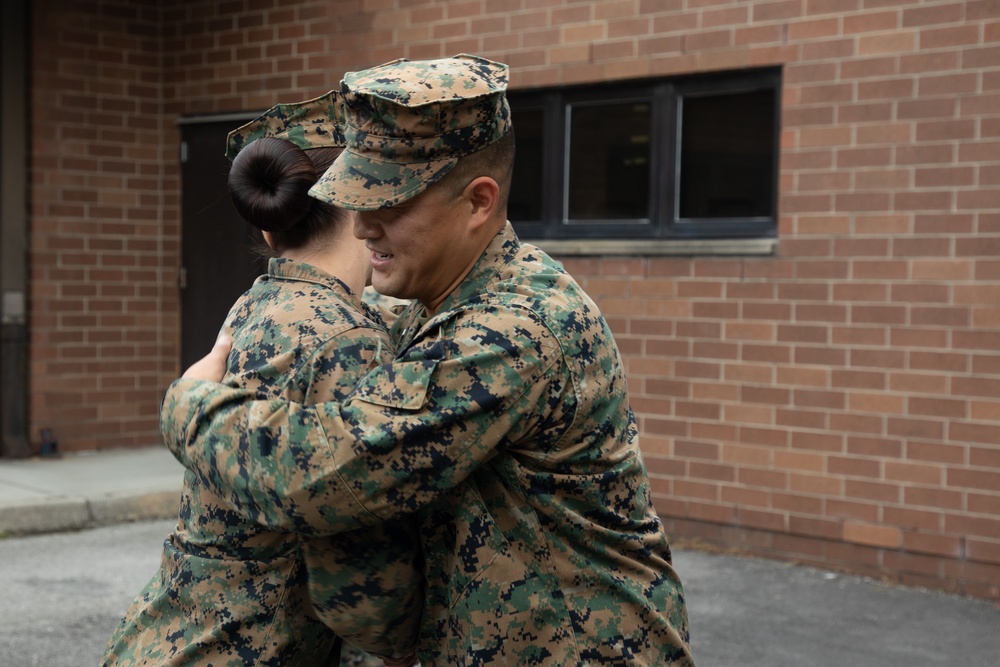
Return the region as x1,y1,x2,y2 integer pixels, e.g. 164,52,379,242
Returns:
162,224,694,666
106,259,422,667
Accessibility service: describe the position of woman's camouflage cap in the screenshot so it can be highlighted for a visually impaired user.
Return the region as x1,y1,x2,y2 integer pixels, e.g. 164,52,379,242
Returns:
308,54,511,211
224,90,348,161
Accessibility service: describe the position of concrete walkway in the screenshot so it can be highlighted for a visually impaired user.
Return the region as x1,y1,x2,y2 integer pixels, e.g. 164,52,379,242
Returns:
0,446,183,534
1,447,998,665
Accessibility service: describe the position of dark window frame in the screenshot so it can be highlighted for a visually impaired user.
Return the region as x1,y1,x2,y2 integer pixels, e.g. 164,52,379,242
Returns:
507,67,782,242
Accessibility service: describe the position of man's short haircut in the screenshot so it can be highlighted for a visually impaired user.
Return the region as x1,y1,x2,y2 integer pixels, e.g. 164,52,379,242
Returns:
438,127,516,212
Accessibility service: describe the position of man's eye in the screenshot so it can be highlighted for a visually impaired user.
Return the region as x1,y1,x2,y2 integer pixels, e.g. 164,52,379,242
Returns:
360,211,394,226
381,209,408,224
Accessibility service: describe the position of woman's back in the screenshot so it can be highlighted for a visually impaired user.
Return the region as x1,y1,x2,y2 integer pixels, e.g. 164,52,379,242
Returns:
102,92,421,667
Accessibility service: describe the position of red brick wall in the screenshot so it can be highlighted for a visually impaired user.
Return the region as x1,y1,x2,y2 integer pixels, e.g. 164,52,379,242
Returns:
30,0,179,452
29,0,1000,597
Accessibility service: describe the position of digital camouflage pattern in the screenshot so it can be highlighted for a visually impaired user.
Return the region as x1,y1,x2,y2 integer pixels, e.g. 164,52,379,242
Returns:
161,224,695,666
309,54,512,211
224,90,348,161
105,259,421,667
361,287,411,331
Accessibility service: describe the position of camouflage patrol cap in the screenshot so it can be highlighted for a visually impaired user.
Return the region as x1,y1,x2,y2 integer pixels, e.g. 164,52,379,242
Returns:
224,90,348,161
308,54,511,210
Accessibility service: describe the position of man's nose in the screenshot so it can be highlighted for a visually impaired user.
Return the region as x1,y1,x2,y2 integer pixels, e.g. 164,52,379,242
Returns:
353,213,379,240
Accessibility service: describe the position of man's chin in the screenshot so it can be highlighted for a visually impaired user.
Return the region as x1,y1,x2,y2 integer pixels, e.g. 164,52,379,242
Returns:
371,277,402,299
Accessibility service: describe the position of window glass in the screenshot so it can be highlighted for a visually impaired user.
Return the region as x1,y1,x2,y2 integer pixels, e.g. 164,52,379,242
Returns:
505,68,780,242
509,107,544,222
678,89,776,219
566,100,651,222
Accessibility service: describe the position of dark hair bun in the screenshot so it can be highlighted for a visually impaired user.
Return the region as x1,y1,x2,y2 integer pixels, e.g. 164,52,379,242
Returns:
228,137,318,232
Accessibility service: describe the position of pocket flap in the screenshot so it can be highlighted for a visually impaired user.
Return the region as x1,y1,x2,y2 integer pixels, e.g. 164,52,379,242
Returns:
351,357,439,410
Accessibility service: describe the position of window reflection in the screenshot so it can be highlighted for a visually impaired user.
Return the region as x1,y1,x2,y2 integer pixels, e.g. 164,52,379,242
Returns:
505,68,780,240
678,89,776,219
566,101,651,222
509,107,544,222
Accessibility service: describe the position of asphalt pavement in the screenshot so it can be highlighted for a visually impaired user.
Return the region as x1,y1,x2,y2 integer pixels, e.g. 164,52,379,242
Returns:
0,447,998,666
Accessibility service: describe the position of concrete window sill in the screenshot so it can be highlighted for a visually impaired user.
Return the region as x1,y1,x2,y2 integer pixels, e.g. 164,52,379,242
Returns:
525,238,777,257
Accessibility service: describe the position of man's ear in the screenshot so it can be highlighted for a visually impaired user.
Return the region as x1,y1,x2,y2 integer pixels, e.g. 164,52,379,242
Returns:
463,176,501,230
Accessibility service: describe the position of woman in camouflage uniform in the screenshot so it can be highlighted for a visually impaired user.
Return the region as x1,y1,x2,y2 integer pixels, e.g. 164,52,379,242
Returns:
103,93,421,667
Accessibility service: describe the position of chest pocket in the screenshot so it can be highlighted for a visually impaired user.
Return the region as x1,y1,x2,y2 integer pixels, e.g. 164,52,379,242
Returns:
350,338,445,411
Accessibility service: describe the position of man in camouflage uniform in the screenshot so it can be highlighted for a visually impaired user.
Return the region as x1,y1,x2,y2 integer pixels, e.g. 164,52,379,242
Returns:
105,92,421,667
163,54,695,666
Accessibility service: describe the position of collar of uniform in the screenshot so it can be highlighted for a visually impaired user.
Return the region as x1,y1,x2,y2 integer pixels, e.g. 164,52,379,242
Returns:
433,221,520,316
264,257,359,304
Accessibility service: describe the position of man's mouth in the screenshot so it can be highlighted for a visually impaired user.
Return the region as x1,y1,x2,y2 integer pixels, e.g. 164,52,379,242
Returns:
370,249,394,269
367,244,393,261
